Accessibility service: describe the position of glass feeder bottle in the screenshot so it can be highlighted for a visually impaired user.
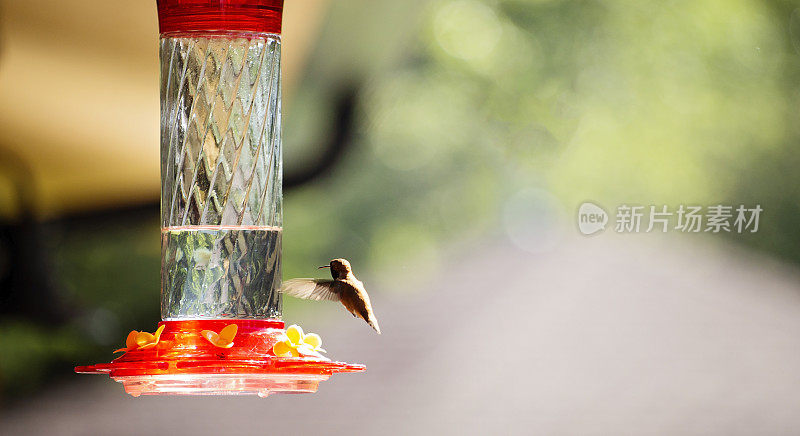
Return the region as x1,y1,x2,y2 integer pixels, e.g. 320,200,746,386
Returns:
159,0,284,321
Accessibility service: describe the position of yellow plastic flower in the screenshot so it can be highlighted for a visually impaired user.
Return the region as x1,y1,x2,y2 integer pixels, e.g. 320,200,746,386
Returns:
113,325,165,353
201,324,238,348
272,325,328,359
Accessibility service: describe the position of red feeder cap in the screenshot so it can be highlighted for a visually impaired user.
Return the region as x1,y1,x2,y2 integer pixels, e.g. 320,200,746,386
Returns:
157,0,284,36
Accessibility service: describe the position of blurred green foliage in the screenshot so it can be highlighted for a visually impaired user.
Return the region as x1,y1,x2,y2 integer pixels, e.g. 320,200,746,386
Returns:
285,0,800,271
5,0,800,397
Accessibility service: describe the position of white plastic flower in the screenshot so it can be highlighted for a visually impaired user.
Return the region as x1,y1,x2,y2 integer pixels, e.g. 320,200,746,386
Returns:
272,325,328,360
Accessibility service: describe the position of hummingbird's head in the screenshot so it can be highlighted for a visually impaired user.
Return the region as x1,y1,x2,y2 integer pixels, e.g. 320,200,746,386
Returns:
319,258,352,280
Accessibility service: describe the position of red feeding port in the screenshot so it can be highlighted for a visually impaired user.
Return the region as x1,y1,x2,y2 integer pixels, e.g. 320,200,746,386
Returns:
157,0,284,35
75,320,364,397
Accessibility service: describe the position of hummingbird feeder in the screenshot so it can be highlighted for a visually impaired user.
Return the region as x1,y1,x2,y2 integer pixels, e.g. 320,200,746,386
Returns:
75,0,365,397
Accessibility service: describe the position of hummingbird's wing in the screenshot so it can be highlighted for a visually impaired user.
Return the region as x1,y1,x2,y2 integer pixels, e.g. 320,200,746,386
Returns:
280,278,341,301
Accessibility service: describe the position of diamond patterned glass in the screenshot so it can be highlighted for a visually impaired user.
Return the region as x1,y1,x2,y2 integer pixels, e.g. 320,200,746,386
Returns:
160,35,282,320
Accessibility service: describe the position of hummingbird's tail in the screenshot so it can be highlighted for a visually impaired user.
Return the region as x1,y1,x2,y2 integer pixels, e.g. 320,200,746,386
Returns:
367,314,381,335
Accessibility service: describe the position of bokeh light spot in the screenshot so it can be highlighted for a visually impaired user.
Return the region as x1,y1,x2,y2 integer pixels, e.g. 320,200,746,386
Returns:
434,0,502,62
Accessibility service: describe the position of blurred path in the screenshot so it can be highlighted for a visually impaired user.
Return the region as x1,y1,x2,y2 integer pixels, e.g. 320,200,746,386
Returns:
3,234,800,435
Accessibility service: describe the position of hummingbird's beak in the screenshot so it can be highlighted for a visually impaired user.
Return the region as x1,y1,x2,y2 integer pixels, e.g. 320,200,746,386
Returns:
318,265,330,269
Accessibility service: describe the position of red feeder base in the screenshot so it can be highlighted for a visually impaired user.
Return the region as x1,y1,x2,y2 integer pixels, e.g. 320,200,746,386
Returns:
75,319,365,397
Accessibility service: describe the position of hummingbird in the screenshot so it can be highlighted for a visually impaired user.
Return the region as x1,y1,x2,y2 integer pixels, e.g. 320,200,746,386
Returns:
280,258,381,334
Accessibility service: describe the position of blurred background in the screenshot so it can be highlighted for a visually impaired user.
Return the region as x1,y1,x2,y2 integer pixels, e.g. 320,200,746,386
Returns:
2,0,800,434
